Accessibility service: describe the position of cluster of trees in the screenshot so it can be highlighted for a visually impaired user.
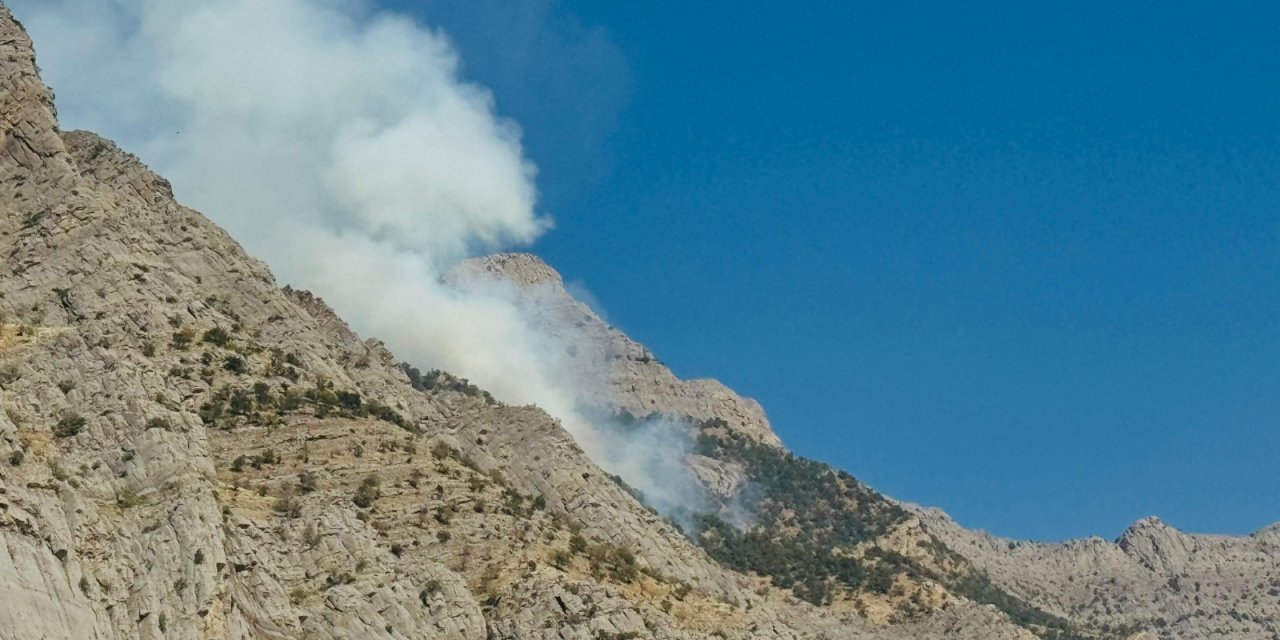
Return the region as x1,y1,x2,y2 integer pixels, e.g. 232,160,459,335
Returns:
199,379,410,432
553,531,641,584
691,420,1094,639
401,364,496,404
690,424,915,605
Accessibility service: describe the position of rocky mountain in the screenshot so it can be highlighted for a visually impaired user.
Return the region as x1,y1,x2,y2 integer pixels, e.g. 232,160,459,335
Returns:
915,508,1280,639
0,4,1274,639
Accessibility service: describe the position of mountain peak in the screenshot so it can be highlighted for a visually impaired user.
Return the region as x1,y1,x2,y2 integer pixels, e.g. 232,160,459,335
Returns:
1,7,70,181
463,252,565,288
450,251,786,448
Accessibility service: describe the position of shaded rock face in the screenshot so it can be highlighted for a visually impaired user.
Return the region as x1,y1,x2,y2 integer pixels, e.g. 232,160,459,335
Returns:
0,5,1274,640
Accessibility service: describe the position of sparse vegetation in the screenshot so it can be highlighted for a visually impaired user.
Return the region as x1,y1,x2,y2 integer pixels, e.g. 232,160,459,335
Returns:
116,486,144,509
199,379,412,432
419,579,442,604
352,475,380,508
585,542,641,583
145,417,172,431
303,524,321,548
274,490,302,519
689,423,911,604
53,414,87,438
297,470,318,493
688,420,1089,637
401,364,496,404
201,326,232,347
222,355,248,374
172,328,195,349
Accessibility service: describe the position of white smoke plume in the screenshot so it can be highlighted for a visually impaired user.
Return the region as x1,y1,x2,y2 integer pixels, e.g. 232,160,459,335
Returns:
12,0,713,521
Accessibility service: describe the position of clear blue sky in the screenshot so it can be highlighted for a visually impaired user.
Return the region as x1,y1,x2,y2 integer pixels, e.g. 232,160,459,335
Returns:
390,0,1280,541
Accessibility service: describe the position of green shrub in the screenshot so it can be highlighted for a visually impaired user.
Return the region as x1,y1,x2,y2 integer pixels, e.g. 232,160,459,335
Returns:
254,449,277,468
53,414,86,438
171,328,195,349
298,471,318,493
419,579,442,604
274,492,301,519
401,364,497,404
116,486,143,509
586,543,640,583
352,475,380,508
201,327,232,347
223,355,248,374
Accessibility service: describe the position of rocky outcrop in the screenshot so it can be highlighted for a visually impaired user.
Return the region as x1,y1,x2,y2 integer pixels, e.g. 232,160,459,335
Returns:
913,506,1280,639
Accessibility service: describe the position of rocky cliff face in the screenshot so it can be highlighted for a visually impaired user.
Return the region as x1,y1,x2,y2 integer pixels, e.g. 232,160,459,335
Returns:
0,5,1273,640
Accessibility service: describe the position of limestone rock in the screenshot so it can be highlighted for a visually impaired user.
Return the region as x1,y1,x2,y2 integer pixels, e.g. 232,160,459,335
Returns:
912,505,1280,639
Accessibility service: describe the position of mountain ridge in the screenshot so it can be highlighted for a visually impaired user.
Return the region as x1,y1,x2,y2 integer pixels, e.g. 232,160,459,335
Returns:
0,4,1275,639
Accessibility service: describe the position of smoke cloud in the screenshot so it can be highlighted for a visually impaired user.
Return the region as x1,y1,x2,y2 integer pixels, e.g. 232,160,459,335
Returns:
12,0,712,522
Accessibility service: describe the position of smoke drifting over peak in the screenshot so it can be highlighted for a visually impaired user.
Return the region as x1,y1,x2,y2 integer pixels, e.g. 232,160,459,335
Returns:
17,0,547,267
13,0,712,522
